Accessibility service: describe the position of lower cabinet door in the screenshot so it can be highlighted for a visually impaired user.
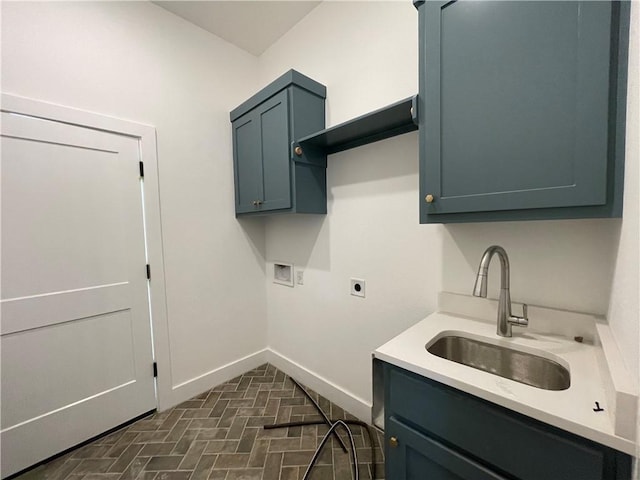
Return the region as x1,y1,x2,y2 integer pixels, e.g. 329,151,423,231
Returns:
386,417,508,480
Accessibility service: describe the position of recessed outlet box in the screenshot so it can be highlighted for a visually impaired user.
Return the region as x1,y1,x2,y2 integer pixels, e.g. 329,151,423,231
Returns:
274,262,294,287
351,278,365,298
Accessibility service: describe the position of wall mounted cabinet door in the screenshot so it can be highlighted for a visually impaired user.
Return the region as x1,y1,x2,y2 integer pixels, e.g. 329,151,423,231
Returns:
258,90,291,211
417,0,630,223
232,90,291,214
233,111,261,214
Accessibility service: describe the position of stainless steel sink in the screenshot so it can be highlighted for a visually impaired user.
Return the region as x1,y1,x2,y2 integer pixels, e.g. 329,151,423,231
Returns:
426,335,570,391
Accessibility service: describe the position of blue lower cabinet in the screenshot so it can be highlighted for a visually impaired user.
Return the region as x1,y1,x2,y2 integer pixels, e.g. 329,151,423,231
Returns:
387,417,508,480
383,363,632,479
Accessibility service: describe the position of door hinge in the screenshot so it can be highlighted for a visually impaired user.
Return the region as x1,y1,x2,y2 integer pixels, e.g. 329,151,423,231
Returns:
139,161,145,178
146,264,151,280
153,362,158,378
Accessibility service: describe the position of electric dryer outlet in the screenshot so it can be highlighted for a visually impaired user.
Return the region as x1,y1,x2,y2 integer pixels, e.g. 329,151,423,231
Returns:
350,278,366,298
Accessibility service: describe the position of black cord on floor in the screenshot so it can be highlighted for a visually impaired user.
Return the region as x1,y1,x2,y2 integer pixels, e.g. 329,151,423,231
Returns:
301,419,359,480
264,418,378,479
264,376,380,479
289,377,349,454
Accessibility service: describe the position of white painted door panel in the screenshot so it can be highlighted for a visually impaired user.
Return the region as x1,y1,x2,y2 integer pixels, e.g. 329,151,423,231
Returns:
1,112,156,477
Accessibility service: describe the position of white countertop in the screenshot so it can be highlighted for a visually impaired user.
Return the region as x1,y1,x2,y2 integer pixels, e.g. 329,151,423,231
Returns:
373,292,637,455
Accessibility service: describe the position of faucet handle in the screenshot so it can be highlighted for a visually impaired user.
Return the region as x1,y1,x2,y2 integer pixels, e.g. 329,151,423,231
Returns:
510,303,529,327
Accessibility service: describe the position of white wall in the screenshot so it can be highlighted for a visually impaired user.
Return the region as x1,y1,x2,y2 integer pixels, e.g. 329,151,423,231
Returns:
259,0,639,416
1,1,267,407
442,219,620,315
606,4,640,461
608,1,640,384
260,2,440,413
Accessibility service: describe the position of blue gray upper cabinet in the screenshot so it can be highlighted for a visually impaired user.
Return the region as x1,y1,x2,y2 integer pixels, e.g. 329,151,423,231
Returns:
416,0,631,223
230,70,327,216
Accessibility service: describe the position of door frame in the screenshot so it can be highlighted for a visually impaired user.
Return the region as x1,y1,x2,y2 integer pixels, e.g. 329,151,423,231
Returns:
1,93,173,411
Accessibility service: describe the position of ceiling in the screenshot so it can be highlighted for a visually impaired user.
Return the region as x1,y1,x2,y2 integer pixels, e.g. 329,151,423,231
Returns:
153,1,322,56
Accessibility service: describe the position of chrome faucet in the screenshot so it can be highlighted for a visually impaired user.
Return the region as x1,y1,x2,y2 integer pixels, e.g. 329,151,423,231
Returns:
473,245,528,337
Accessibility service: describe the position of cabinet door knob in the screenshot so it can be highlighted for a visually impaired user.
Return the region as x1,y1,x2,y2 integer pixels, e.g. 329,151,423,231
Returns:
256,200,263,206
389,436,399,448
294,146,303,156
425,194,435,203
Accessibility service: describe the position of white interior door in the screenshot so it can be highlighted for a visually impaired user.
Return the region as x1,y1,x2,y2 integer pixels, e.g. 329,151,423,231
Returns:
1,111,156,477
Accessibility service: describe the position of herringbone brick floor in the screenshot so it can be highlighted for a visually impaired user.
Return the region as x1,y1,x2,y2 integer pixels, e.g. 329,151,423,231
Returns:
14,364,384,480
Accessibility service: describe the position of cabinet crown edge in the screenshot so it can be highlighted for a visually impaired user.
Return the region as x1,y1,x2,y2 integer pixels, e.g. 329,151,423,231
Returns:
230,69,327,121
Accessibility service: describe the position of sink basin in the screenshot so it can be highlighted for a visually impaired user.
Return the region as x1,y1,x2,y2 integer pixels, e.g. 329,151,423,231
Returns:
426,335,570,391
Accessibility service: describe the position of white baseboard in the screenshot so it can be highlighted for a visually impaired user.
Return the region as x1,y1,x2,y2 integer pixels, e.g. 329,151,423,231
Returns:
161,348,269,410
266,348,372,423
159,347,372,424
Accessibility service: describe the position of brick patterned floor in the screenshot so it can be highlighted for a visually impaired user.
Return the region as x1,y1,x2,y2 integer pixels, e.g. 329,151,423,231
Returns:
14,364,384,480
